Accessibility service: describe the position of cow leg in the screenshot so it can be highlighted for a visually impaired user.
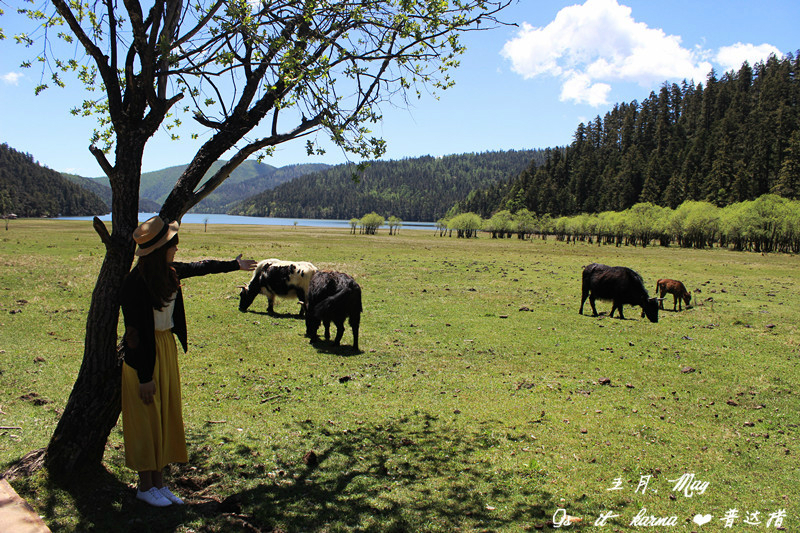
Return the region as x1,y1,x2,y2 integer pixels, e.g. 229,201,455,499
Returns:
332,319,345,345
323,319,331,341
306,316,321,343
589,296,599,316
267,293,275,315
579,287,590,315
350,313,360,351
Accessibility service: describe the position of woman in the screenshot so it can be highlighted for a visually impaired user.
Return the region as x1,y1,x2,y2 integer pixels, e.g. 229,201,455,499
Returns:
120,216,256,507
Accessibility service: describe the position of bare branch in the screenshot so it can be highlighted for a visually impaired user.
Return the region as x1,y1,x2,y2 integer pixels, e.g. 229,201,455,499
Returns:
178,113,327,214
92,216,112,249
172,2,225,49
89,145,114,178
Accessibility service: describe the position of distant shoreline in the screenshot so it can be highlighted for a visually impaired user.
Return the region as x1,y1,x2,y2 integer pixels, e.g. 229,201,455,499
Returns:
56,212,438,231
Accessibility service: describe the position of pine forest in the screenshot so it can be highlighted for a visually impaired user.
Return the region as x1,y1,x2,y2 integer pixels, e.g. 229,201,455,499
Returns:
456,53,800,218
0,143,107,218
229,150,546,222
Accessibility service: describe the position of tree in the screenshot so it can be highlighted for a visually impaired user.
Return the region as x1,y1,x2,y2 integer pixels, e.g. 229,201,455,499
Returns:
387,215,402,235
448,212,482,238
774,130,800,199
484,209,513,238
670,200,720,248
0,188,12,230
8,0,512,478
625,202,660,247
512,209,536,239
360,212,385,235
435,217,450,236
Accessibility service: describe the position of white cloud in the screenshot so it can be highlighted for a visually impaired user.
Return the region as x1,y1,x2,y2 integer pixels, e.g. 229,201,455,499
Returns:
716,42,782,73
560,71,611,106
2,72,23,85
501,0,712,106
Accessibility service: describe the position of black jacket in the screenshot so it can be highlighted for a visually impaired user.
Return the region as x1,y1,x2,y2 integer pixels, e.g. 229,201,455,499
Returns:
120,259,239,383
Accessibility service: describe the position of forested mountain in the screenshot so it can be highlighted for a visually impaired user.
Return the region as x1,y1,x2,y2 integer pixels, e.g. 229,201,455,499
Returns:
456,53,800,217
61,173,160,213
0,143,107,217
190,162,330,213
229,150,546,221
83,160,330,213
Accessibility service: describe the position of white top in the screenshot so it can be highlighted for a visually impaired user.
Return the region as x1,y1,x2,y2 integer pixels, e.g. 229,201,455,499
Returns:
153,292,177,332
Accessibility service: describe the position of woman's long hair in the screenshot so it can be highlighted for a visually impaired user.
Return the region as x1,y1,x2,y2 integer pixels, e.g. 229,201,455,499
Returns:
136,235,179,310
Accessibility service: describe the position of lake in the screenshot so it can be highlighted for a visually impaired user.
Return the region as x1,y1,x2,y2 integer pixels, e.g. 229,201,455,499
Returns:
58,212,439,231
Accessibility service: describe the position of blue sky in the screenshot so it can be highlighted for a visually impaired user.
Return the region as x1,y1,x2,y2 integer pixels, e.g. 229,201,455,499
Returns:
1,0,798,177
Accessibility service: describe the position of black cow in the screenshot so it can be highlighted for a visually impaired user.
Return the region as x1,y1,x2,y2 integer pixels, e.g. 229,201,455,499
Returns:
305,271,362,350
579,263,660,322
239,259,317,316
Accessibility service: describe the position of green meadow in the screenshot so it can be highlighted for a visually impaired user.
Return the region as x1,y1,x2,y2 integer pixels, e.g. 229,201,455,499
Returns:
1,220,798,532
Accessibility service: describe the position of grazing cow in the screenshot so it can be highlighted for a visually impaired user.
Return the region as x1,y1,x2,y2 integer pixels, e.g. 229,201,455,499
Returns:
656,279,692,311
239,259,317,316
305,271,362,350
579,263,660,322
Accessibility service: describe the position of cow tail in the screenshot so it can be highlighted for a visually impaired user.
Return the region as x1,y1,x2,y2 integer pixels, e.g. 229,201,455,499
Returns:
354,284,363,313
314,283,361,317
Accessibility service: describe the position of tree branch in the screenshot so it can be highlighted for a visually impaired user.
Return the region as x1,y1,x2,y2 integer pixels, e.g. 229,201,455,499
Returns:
50,0,123,117
92,216,112,249
175,113,326,215
89,146,114,178
172,2,225,49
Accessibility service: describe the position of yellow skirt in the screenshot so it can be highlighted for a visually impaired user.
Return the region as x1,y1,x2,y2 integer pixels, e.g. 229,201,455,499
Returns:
121,329,187,471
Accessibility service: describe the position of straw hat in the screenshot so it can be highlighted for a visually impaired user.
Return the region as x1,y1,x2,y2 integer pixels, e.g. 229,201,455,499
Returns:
133,216,180,256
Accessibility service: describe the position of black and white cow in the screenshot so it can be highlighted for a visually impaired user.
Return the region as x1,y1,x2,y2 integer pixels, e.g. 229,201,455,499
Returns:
305,271,362,351
239,259,318,316
579,263,660,322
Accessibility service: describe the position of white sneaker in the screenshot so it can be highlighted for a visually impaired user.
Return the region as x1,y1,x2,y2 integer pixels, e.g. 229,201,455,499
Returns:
136,487,172,507
159,486,185,505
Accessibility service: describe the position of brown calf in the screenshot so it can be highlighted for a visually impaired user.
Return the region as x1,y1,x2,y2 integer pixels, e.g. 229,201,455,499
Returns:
655,279,691,311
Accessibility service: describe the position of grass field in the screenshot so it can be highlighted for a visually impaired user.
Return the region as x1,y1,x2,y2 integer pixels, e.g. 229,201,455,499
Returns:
1,219,798,532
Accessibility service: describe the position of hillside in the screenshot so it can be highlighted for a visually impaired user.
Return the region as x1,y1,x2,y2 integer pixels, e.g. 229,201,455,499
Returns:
61,173,161,213
230,150,545,221
189,162,330,213
82,160,329,213
458,53,800,217
0,143,107,217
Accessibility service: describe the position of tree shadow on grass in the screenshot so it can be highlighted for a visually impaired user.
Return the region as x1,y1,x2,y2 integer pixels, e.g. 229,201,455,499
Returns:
6,454,191,533
12,412,559,532
176,411,557,532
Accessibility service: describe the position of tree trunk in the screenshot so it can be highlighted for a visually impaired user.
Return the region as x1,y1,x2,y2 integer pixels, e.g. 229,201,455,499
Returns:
45,250,133,477
44,154,142,479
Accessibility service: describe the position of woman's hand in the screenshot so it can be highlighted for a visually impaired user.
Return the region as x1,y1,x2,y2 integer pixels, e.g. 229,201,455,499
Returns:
139,381,156,404
236,254,257,271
